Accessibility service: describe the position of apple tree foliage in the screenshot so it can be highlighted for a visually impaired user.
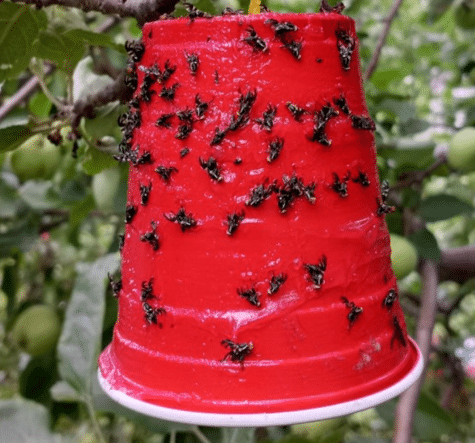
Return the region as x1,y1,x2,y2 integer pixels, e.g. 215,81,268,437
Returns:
0,0,475,442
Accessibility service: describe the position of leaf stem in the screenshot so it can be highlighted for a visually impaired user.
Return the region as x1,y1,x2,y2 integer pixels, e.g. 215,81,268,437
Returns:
192,426,213,443
248,0,261,14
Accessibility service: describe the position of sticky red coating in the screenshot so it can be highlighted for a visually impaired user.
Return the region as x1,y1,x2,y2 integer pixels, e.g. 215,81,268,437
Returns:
99,12,419,415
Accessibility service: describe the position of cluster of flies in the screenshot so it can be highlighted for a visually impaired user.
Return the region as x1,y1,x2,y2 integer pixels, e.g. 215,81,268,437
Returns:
112,12,403,366
237,273,288,307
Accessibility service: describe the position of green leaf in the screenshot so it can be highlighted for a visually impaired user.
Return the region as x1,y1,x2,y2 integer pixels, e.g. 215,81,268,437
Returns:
28,91,53,118
0,215,39,255
0,3,47,80
413,392,455,439
81,146,116,175
57,254,120,393
50,381,81,402
399,118,430,136
72,56,115,103
0,179,20,218
409,228,441,261
36,30,84,74
0,126,33,153
64,29,125,53
420,194,474,222
0,398,61,443
18,181,60,211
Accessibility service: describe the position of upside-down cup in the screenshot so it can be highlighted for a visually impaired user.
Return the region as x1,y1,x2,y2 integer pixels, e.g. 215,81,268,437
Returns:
98,9,423,427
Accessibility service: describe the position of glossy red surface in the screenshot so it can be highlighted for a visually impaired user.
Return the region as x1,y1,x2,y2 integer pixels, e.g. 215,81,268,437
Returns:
99,11,419,414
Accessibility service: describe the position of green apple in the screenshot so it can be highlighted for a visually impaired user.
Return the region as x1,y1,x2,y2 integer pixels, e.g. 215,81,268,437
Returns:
11,134,62,182
454,0,475,29
12,305,61,356
447,128,475,173
92,167,121,211
291,418,346,439
390,234,419,280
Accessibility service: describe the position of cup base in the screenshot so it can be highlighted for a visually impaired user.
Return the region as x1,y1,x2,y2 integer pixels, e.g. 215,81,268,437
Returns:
97,337,423,427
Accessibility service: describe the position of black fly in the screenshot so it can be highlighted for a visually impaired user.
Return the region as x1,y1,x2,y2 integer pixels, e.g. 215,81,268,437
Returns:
143,302,166,325
265,18,298,37
286,102,307,122
351,115,376,131
155,165,178,182
376,180,395,216
159,83,179,101
210,127,228,146
283,40,302,60
108,273,122,297
156,113,174,128
383,289,398,309
333,94,350,115
267,137,284,162
141,278,155,302
336,28,355,71
226,211,245,236
268,273,287,295
140,221,160,251
331,172,350,197
185,52,199,75
341,296,363,327
276,173,304,213
183,1,212,19
245,181,275,207
304,255,327,289
199,156,222,181
237,287,261,307
320,0,345,13
140,182,152,205
244,26,267,52
125,205,137,224
195,94,209,119
352,170,370,187
164,207,197,232
255,104,277,131
221,339,253,367
310,104,339,146
391,316,407,347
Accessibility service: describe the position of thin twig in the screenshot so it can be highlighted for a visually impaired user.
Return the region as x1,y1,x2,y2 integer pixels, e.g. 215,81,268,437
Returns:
0,65,54,122
0,16,119,123
364,0,405,81
392,155,447,190
192,426,213,443
8,0,179,26
393,260,439,443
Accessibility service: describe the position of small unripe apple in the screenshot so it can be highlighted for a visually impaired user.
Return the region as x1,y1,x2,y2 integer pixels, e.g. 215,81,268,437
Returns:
447,128,475,173
390,234,419,280
10,134,62,182
92,167,121,211
12,305,61,356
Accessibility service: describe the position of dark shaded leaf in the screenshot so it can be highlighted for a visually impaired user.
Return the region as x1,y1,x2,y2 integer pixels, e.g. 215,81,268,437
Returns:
0,398,61,443
57,254,120,392
0,3,47,80
0,126,33,153
420,194,474,222
409,228,441,261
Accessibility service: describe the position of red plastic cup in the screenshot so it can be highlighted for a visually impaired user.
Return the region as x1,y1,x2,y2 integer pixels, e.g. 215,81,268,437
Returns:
98,10,422,426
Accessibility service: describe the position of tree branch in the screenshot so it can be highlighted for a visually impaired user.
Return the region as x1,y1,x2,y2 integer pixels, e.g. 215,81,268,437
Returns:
439,244,475,283
0,65,54,122
393,260,438,443
8,0,179,26
364,0,405,82
69,69,129,129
